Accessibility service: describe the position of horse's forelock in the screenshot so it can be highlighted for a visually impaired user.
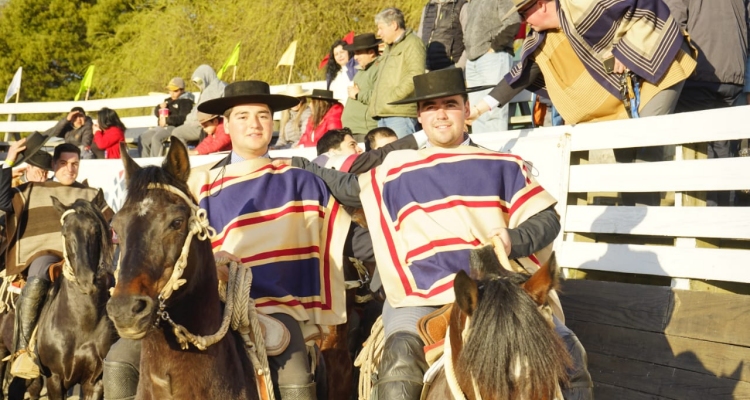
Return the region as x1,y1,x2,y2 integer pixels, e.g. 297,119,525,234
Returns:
125,165,192,205
65,198,114,278
457,276,571,400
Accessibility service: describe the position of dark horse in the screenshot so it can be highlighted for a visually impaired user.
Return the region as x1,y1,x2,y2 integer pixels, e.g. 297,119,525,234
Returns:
0,307,42,399
33,191,117,400
106,141,258,399
424,246,572,400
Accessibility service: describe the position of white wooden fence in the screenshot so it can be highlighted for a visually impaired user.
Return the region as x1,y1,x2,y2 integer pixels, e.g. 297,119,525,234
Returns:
470,106,750,285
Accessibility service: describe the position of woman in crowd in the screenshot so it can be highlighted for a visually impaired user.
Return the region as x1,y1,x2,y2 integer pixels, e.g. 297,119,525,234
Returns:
93,107,126,159
273,84,312,149
326,39,357,105
296,89,343,148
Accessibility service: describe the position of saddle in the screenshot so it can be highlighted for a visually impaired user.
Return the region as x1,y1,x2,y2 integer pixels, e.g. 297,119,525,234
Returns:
257,313,291,357
417,304,452,365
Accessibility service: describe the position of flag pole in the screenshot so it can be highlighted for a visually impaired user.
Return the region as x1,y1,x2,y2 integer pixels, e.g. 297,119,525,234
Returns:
232,65,237,82
85,88,90,101
287,65,293,85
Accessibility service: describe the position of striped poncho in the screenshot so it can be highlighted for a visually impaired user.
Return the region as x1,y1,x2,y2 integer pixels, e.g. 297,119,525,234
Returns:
507,0,695,116
359,147,557,308
187,158,351,326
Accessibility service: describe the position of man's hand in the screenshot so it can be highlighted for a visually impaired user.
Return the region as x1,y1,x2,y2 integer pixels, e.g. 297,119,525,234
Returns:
214,250,241,283
489,227,512,256
66,111,80,121
271,158,291,168
6,138,26,166
613,57,627,74
11,166,24,179
159,102,168,109
348,84,360,100
158,116,167,127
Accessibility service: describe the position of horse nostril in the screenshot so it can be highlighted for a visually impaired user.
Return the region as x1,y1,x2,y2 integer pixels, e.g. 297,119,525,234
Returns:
132,299,148,315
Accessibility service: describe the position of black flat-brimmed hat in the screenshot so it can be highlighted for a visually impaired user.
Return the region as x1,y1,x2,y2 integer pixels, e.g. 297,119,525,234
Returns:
305,89,338,102
343,33,382,52
389,68,494,105
198,80,300,115
25,150,52,170
12,131,52,166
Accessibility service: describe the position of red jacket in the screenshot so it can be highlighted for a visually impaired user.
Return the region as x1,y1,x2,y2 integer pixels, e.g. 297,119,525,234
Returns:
195,120,232,155
93,126,125,159
297,103,343,148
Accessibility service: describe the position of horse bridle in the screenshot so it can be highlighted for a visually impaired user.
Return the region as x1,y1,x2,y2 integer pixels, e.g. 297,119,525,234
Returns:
143,184,216,314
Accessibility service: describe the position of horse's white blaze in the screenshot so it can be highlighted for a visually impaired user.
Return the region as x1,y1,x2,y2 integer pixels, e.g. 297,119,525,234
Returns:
138,198,154,216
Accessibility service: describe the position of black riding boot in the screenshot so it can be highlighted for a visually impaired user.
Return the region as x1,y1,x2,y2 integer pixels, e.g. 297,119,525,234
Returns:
372,331,428,400
103,360,139,400
13,277,49,353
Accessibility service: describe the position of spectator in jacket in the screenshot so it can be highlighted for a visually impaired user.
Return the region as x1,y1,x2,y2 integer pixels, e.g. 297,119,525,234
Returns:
342,33,382,136
93,108,126,159
326,39,358,106
463,0,520,133
189,112,232,155
663,0,750,206
296,89,343,148
169,65,226,149
417,0,468,71
273,84,312,149
46,107,100,158
138,77,195,157
369,8,426,138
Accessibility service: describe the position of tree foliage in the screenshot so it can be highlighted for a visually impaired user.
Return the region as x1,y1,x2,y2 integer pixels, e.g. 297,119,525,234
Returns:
0,0,425,102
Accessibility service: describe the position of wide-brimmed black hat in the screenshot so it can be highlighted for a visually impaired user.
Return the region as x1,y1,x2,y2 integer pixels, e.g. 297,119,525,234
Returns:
198,80,300,115
343,33,382,52
25,150,52,170
389,68,494,105
13,131,52,167
305,89,338,102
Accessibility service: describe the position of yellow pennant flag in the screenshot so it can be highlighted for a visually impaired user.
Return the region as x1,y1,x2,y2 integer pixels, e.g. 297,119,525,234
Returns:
74,65,95,101
217,42,241,80
277,41,298,67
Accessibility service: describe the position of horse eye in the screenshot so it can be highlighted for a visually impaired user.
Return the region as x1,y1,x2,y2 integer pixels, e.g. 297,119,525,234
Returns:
170,219,184,230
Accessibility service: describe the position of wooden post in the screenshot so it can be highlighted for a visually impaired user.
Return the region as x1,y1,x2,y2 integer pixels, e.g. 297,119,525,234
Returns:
286,65,294,86
4,91,20,142
232,66,237,82
84,88,91,101
681,142,708,207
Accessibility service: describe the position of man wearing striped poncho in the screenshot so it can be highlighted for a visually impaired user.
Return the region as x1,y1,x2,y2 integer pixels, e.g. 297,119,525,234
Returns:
288,68,592,400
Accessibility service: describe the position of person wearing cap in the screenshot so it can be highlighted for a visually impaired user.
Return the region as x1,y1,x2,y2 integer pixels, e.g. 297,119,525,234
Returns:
296,89,343,148
341,33,382,136
188,111,231,155
169,65,227,150
138,77,195,157
102,80,351,400
1,136,112,380
282,68,592,400
273,84,312,149
470,0,696,205
369,8,426,138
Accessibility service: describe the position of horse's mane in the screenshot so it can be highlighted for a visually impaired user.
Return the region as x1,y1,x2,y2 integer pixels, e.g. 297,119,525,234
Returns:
124,165,193,205
457,274,571,400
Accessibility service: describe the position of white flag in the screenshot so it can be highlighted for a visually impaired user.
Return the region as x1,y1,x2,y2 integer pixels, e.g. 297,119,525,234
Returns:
4,67,22,103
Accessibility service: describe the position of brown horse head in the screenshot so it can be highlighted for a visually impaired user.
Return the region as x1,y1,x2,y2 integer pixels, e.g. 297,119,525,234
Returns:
51,189,113,295
451,248,570,400
106,140,213,339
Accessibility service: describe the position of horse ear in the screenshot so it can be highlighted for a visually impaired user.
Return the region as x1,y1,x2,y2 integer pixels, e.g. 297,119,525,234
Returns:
92,188,106,210
51,196,68,215
469,245,503,280
522,253,558,306
454,270,479,317
121,142,141,182
163,139,191,183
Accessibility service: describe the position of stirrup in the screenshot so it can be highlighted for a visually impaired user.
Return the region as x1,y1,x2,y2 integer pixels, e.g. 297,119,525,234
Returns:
10,349,40,379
